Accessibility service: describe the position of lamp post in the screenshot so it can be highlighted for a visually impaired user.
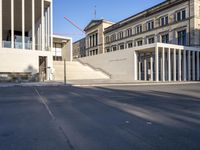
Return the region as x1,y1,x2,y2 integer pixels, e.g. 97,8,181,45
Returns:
62,40,67,85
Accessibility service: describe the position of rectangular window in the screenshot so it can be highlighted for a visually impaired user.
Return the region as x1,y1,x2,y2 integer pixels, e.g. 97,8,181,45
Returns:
137,40,143,46
111,34,116,42
176,9,186,22
105,36,109,43
161,34,169,43
128,42,133,48
135,25,142,34
178,30,186,46
147,21,154,31
126,28,132,37
148,37,155,44
160,16,168,26
118,31,124,40
112,46,117,51
119,44,125,50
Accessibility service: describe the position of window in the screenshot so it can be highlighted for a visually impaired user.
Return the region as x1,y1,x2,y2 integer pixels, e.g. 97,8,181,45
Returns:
126,28,132,37
110,34,116,42
147,21,154,31
112,46,117,51
137,40,143,46
127,42,133,48
161,34,169,43
176,9,186,21
106,48,111,53
148,37,155,44
105,36,109,43
119,44,125,50
160,16,169,26
135,25,142,34
178,30,187,46
117,31,124,40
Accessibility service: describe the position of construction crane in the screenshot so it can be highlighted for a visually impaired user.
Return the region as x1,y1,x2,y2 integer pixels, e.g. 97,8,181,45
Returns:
64,16,85,34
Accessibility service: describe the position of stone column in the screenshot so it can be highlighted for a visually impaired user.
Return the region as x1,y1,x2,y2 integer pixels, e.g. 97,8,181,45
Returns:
168,48,171,82
32,0,35,50
178,49,182,81
150,53,153,81
0,0,2,48
11,0,14,48
22,0,25,49
41,0,44,50
197,51,200,81
173,49,176,81
144,54,147,81
162,47,165,81
188,51,191,81
192,51,195,81
155,46,159,82
183,50,187,81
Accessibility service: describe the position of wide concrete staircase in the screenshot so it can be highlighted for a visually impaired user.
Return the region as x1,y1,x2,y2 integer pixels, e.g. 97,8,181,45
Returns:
53,61,110,81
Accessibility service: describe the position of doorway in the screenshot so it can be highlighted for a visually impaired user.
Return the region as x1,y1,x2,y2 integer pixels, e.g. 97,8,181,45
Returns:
39,56,47,81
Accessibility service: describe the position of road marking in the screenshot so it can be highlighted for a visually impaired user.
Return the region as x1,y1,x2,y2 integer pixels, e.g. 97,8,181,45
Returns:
34,87,55,120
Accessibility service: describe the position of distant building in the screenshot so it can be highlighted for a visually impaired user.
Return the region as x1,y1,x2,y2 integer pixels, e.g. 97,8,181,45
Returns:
73,38,86,58
84,19,114,56
79,0,200,82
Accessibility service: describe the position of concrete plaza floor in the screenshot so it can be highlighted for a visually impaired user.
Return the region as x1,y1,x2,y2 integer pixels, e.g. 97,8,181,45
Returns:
0,83,200,150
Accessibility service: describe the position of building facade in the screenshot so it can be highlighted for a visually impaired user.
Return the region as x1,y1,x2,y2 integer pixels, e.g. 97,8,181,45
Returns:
84,19,114,56
73,38,86,58
0,0,73,81
79,0,200,82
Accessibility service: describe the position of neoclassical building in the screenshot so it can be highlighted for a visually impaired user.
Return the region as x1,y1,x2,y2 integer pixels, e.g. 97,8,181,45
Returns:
79,0,200,82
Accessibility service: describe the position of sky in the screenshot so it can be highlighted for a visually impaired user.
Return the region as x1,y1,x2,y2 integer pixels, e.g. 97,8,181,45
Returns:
53,0,165,42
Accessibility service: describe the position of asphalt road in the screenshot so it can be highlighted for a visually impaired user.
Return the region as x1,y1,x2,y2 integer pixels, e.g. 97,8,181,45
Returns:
0,84,200,150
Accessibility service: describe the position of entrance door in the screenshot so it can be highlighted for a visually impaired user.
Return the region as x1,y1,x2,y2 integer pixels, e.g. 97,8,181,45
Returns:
39,56,47,81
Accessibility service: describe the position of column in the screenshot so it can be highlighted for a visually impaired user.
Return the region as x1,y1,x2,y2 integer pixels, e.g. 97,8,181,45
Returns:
150,53,153,81
197,51,200,81
173,49,176,81
11,0,14,48
192,51,195,81
144,54,147,81
134,51,138,81
0,0,2,48
155,46,159,82
138,54,141,80
178,49,182,81
41,0,44,50
188,51,191,81
168,48,171,82
183,50,187,81
22,0,25,49
50,0,53,51
162,48,165,81
47,7,50,49
32,0,35,50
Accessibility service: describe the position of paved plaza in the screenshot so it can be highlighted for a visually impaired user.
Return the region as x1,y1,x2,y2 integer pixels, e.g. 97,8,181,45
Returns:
0,83,200,150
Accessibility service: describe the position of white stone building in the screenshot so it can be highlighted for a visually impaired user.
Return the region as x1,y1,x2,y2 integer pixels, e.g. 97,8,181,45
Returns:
0,0,72,81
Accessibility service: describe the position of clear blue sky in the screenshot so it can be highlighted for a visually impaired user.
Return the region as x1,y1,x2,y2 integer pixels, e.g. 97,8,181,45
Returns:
53,0,165,42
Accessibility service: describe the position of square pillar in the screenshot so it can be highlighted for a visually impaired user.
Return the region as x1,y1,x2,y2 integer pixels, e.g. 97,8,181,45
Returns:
32,0,35,50
134,51,138,81
173,49,177,81
168,48,171,82
41,0,44,51
22,0,25,49
183,50,187,81
197,51,200,81
155,46,159,82
11,0,14,48
0,0,2,48
178,49,182,81
144,54,147,81
188,51,191,81
162,47,165,82
50,0,53,51
138,57,141,80
150,53,153,81
192,51,196,81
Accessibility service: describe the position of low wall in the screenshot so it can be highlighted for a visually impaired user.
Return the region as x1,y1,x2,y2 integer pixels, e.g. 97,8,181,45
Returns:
0,48,53,80
79,48,137,80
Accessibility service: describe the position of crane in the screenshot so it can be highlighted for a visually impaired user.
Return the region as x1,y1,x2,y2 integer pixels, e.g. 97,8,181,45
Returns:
64,16,85,34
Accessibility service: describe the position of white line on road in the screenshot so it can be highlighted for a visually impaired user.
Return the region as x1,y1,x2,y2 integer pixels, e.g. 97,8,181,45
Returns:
34,87,56,120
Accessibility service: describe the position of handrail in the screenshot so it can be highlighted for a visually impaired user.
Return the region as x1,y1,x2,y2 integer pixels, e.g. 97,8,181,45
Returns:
76,58,112,78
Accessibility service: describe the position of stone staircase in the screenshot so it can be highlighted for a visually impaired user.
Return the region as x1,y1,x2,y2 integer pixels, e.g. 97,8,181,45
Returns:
53,61,110,81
